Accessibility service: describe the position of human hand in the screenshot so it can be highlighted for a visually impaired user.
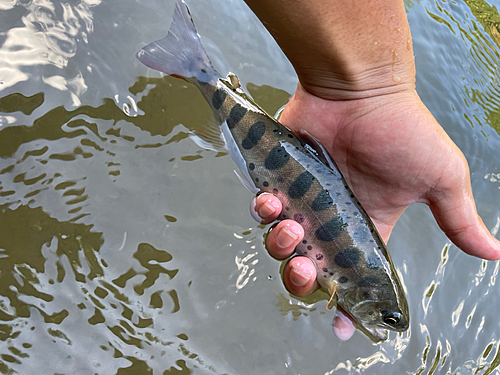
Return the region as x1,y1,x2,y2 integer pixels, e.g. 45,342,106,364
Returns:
251,83,500,337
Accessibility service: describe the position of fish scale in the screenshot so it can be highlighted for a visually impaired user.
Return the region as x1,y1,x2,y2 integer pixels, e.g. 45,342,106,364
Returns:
136,0,409,342
214,91,382,289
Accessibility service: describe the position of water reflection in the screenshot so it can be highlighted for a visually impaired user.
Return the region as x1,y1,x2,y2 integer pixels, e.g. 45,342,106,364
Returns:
0,0,100,103
0,201,199,373
0,71,293,373
425,0,500,136
1,0,500,373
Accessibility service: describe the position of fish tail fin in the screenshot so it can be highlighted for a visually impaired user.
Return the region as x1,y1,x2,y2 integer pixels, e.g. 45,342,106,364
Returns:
136,0,221,84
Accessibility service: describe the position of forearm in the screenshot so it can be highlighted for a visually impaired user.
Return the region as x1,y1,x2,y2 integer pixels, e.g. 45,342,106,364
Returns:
244,0,416,99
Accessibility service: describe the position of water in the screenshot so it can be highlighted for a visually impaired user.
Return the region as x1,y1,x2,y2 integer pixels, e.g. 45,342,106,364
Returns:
0,0,499,373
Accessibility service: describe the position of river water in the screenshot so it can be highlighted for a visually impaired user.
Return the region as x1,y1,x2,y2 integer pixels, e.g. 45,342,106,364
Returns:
1,0,500,374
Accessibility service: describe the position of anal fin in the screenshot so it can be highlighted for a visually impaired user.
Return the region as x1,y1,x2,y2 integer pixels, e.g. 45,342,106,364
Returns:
234,169,259,194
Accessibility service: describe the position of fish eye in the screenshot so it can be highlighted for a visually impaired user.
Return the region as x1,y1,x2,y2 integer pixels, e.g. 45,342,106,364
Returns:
382,311,401,326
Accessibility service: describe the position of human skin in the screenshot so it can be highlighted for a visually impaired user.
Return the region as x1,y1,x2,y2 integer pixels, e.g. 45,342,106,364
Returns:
244,0,500,325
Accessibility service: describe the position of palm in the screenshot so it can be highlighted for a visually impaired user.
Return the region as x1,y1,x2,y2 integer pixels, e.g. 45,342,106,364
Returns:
278,84,496,257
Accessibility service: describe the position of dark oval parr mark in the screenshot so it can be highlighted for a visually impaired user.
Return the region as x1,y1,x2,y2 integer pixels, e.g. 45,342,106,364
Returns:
227,104,247,129
315,216,346,241
265,145,289,170
311,189,334,211
334,248,362,269
212,88,227,110
288,171,314,199
242,121,266,150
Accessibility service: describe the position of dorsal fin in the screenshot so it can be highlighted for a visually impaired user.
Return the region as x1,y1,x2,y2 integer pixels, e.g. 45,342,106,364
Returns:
227,73,241,90
295,129,339,173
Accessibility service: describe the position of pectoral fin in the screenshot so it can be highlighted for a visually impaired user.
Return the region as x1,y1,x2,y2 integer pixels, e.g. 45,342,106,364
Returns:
234,169,259,194
326,281,338,310
296,129,339,173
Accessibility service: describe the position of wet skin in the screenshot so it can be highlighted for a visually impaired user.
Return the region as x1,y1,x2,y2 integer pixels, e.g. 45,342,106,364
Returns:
251,83,500,339
243,0,500,290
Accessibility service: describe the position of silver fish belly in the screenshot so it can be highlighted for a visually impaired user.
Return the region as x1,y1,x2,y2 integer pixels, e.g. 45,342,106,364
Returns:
136,0,409,342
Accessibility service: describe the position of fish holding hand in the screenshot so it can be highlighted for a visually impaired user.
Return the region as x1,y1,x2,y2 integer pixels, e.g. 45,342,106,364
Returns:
136,0,409,342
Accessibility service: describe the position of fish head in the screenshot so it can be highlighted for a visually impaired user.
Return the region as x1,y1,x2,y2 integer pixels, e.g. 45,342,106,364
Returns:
338,281,409,341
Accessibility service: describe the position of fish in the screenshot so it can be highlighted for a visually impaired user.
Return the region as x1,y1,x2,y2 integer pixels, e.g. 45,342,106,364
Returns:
136,0,409,342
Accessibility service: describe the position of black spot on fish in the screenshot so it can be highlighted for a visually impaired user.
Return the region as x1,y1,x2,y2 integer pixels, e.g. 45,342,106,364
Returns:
242,121,266,149
311,189,334,211
316,254,323,260
322,268,328,273
255,178,259,182
212,88,227,110
293,213,305,223
334,248,362,269
227,104,247,129
358,276,379,287
248,163,255,170
265,145,289,170
329,272,334,276
285,206,289,211
338,276,348,284
273,129,278,133
263,181,269,187
289,171,314,199
315,216,346,241
287,134,294,139
201,68,207,73
302,240,307,244
307,245,312,250
273,188,279,194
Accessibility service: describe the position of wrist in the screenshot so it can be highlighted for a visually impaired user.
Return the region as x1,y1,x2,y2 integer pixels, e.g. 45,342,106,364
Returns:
245,0,416,101
296,58,416,101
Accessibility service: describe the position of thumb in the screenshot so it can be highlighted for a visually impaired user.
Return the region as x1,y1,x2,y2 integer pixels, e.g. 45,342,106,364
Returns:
427,167,500,260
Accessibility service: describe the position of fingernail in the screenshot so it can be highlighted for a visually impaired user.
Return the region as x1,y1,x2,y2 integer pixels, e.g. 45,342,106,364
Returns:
258,201,277,218
290,262,312,286
276,226,299,249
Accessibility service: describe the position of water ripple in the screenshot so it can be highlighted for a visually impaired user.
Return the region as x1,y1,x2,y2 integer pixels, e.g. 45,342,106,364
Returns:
426,0,500,138
0,0,100,99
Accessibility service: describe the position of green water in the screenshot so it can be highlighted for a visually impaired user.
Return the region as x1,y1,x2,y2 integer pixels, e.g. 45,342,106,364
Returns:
0,0,500,374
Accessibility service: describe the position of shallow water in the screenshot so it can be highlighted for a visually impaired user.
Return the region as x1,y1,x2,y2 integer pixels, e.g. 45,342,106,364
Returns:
0,0,500,374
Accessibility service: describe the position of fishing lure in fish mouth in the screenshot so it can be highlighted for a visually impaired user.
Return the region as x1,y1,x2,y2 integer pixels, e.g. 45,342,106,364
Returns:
136,0,410,342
